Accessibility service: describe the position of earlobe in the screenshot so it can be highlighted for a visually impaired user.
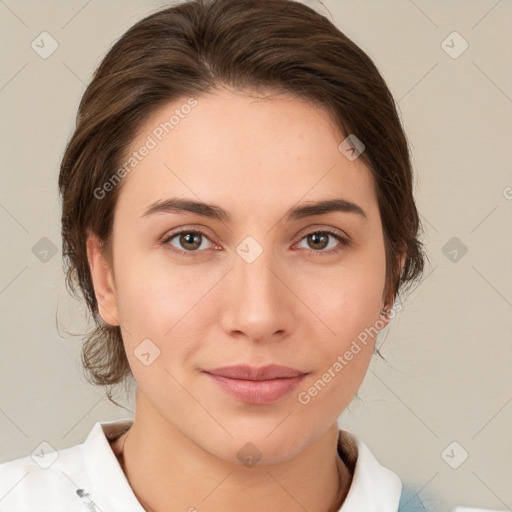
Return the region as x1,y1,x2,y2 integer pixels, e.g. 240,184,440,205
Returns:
86,234,120,326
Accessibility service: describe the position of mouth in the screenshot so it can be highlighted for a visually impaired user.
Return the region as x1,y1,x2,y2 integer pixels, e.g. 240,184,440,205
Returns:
202,364,308,405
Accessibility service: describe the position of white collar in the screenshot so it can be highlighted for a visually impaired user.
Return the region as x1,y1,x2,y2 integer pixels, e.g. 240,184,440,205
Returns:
84,419,402,511
83,419,143,510
336,429,402,510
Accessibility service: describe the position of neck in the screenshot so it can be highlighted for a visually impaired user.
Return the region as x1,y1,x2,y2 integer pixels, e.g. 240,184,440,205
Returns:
112,392,352,512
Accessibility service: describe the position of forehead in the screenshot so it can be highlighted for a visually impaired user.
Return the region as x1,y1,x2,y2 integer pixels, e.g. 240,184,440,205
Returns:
115,88,378,222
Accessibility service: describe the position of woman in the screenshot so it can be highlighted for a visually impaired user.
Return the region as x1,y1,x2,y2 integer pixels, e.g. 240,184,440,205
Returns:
0,0,431,510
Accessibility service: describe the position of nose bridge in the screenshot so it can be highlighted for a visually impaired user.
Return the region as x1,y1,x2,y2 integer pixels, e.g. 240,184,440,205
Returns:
235,241,282,307
222,238,294,340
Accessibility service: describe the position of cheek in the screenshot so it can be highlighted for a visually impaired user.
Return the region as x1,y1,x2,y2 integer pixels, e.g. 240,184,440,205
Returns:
114,263,198,397
294,261,385,415
112,245,217,378
295,241,386,408
300,247,386,343
297,345,373,425
113,242,197,332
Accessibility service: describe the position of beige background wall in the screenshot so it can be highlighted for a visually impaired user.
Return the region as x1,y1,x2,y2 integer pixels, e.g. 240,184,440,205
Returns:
1,1,511,511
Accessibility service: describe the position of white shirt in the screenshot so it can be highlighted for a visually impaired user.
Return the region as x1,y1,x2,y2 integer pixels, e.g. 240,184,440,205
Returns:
0,418,412,511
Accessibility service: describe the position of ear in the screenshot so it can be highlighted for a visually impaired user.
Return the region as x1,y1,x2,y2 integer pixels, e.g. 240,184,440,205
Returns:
86,233,120,326
378,248,407,329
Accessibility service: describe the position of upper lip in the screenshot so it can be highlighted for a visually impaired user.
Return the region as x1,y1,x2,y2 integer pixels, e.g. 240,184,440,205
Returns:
203,364,307,381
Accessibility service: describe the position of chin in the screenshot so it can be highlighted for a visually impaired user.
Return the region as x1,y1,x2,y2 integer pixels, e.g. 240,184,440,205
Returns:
198,423,311,466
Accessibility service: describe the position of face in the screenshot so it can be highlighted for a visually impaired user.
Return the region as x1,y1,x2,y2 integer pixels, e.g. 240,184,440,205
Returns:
88,88,394,464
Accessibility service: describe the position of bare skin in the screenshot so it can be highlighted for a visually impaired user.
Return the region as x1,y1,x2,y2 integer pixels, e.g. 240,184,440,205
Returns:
88,87,404,511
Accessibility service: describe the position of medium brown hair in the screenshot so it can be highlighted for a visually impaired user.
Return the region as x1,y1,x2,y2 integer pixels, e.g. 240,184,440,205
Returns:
58,0,427,403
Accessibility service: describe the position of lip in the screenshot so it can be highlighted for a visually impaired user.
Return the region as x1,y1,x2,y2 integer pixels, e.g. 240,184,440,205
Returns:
203,365,308,405
204,364,306,380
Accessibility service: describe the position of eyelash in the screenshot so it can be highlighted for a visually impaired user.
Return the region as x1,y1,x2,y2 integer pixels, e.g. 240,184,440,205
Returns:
161,228,350,258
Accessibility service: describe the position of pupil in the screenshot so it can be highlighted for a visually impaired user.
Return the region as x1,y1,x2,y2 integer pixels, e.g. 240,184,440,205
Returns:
182,232,200,250
309,233,327,250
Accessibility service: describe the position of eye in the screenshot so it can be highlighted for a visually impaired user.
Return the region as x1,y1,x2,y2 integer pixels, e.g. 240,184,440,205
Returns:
162,229,217,256
162,227,350,258
295,229,349,255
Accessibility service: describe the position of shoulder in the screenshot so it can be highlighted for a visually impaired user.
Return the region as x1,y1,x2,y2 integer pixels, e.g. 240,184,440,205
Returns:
0,443,90,511
0,419,136,512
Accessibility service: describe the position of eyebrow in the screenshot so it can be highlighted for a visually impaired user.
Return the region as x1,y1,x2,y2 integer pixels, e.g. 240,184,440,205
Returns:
141,197,368,222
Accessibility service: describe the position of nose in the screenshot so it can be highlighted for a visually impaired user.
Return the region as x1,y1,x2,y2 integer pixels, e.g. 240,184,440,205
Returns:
220,242,297,344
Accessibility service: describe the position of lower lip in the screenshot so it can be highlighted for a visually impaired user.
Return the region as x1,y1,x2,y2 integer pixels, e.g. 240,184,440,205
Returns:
204,372,306,405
